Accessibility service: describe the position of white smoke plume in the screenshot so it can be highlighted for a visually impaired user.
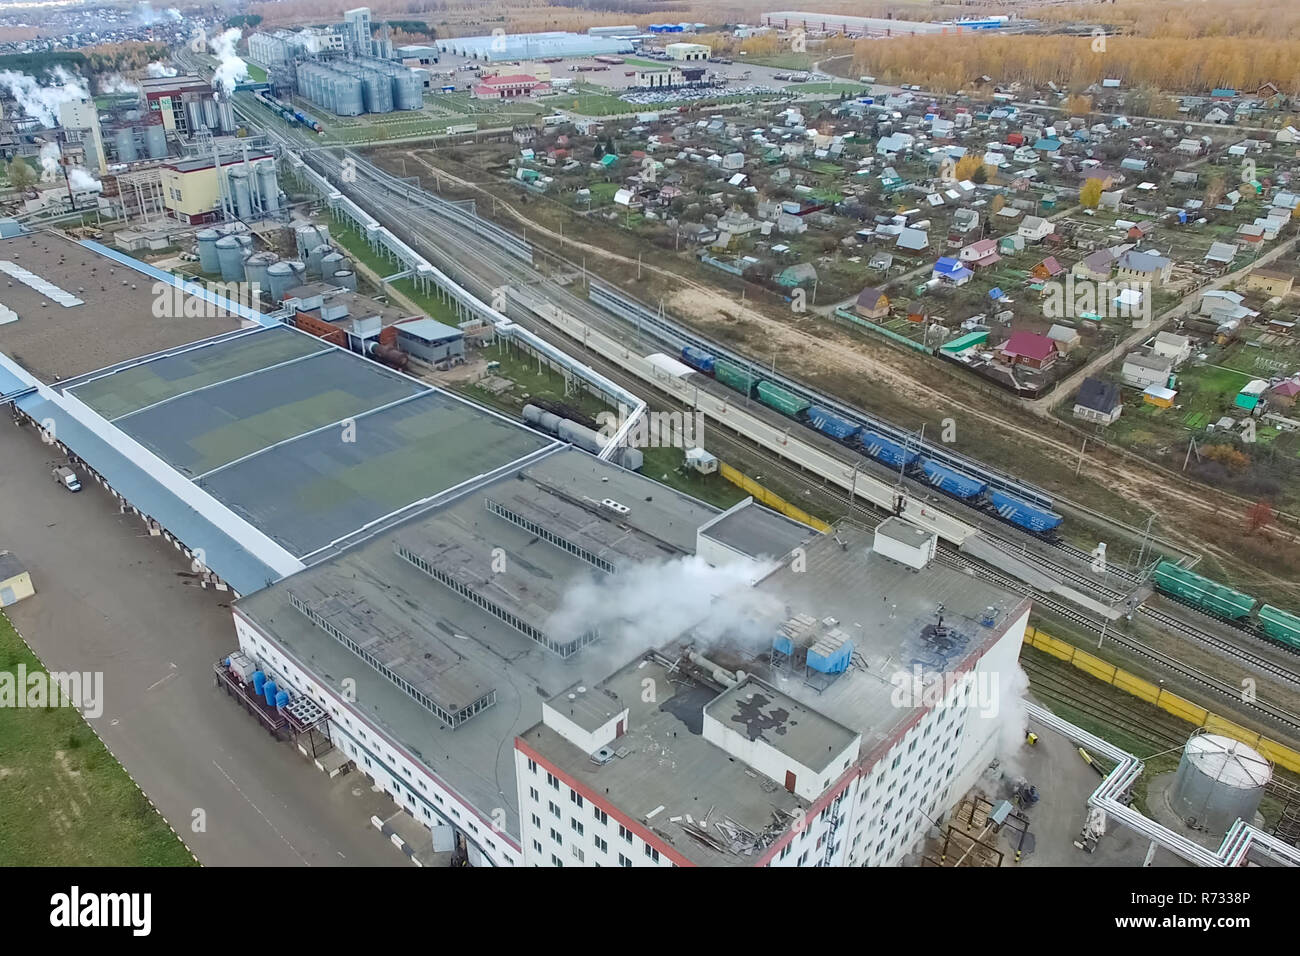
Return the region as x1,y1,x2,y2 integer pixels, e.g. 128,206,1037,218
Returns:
546,555,784,672
0,66,90,128
68,168,103,192
209,27,249,95
147,61,179,78
135,2,180,26
166,7,183,20
99,73,139,95
38,141,60,180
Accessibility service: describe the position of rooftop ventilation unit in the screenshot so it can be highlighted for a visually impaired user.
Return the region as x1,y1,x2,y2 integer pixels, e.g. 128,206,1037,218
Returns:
601,498,631,516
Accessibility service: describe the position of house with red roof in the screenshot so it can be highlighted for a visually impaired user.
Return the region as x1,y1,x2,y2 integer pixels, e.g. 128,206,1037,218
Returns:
1030,256,1066,280
997,330,1059,370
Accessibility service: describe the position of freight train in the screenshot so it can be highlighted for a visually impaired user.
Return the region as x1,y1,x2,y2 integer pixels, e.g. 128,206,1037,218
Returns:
1151,560,1300,653
252,90,325,135
679,346,1064,537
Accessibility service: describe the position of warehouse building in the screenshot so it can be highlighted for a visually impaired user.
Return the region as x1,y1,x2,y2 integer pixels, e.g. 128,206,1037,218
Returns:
0,232,557,598
665,42,710,61
392,317,464,364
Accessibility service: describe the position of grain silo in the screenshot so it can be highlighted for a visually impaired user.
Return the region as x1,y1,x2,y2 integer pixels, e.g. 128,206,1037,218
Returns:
390,68,423,110
255,162,280,215
243,251,277,299
1169,732,1271,834
331,270,356,291
227,166,253,220
266,261,295,302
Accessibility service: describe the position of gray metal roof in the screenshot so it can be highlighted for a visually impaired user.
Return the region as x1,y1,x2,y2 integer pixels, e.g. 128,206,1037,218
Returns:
699,499,812,561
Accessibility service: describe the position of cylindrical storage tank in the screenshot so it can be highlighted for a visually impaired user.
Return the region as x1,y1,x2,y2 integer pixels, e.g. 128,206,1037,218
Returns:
215,236,244,280
275,690,290,708
306,243,330,277
243,251,276,298
203,98,217,130
114,127,137,162
333,73,364,116
320,251,345,276
332,269,356,291
218,99,235,134
391,70,423,110
263,679,277,707
228,167,253,220
196,229,221,273
266,261,295,302
360,70,392,113
294,225,316,258
287,260,307,284
252,670,266,694
145,124,167,159
186,100,206,133
256,162,280,214
1169,733,1271,834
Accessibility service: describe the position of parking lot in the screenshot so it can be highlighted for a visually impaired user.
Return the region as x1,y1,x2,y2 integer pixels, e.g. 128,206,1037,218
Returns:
0,420,405,867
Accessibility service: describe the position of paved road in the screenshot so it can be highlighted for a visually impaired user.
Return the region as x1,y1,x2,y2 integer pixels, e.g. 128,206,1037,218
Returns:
0,421,402,866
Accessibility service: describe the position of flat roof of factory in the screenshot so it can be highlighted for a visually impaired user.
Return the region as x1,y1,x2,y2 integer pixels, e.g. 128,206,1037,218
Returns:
64,324,556,558
698,499,813,561
741,523,1029,756
0,230,244,382
520,656,808,866
235,449,722,841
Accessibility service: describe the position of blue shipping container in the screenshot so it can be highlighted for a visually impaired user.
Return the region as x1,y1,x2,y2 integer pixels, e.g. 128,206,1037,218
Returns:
860,430,919,469
989,490,1063,533
806,404,859,441
680,346,715,373
921,460,987,500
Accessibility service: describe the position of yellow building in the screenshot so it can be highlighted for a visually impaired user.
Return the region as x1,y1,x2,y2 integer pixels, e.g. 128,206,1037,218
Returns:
1244,267,1294,298
160,153,273,225
665,42,710,61
0,551,35,607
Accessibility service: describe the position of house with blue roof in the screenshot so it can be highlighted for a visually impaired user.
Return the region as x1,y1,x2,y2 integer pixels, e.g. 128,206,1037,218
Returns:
932,257,973,286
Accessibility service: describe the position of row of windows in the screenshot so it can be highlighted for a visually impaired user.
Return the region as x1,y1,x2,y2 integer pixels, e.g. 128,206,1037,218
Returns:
396,544,591,658
484,499,617,574
288,591,495,726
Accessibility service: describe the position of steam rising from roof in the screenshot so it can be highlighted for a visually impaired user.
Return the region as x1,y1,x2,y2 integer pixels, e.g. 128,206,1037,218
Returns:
0,66,90,128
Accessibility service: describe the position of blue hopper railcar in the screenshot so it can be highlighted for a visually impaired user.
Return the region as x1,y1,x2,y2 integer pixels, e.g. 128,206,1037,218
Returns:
989,490,1063,535
920,460,988,500
805,404,860,442
859,430,920,470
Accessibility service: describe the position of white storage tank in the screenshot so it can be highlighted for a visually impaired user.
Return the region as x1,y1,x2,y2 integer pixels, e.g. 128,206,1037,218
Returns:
228,166,253,220
332,269,357,291
243,251,277,298
145,124,167,159
255,162,280,214
1170,732,1271,834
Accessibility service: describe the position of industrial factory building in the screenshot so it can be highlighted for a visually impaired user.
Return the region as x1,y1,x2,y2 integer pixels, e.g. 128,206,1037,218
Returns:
228,430,1031,868
665,42,711,61
161,152,277,225
141,75,235,138
438,31,634,62
248,28,344,71
760,10,1008,35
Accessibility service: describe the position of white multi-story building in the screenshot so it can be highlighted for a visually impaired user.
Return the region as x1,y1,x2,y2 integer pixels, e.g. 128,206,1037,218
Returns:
231,450,1029,867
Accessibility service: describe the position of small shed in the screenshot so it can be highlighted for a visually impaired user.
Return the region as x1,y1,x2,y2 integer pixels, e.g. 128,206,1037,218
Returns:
0,551,34,607
1142,385,1176,409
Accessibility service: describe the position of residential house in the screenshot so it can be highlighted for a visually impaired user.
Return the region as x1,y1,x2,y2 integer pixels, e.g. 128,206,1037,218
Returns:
777,262,818,288
998,330,1058,370
933,257,974,286
1245,268,1294,297
854,287,890,321
1030,255,1066,281
896,228,929,252
775,212,807,235
1047,324,1081,352
1018,216,1054,243
1121,351,1173,389
1152,331,1192,366
1204,242,1238,270
1072,248,1116,281
1073,377,1123,425
1200,289,1248,318
1116,250,1172,285
959,239,1001,269
1267,379,1300,409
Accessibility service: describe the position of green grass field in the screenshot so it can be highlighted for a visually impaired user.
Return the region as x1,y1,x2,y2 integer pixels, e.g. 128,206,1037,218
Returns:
245,62,268,83
0,613,196,866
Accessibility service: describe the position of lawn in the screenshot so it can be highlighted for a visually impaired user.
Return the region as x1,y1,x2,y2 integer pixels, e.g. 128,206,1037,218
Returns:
245,62,268,83
0,612,196,866
742,53,814,71
559,92,632,116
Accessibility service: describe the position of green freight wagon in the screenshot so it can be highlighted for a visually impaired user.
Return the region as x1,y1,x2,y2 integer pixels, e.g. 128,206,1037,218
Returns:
756,381,811,418
1151,560,1256,620
714,359,758,396
1259,605,1300,651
